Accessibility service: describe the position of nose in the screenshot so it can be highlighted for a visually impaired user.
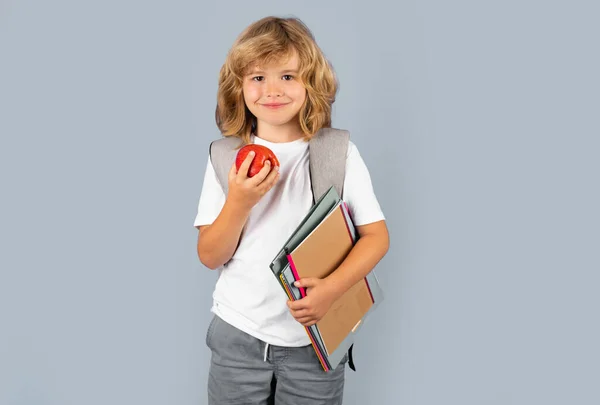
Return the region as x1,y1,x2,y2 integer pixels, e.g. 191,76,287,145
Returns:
265,80,283,98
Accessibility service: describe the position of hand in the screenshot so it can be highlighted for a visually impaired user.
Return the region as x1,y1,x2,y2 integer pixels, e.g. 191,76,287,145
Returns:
287,278,338,327
227,151,280,210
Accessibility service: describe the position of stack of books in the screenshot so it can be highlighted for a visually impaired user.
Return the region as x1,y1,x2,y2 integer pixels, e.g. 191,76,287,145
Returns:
269,186,384,372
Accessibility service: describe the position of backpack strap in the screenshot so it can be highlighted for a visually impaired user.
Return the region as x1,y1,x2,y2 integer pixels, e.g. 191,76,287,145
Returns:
308,128,349,202
209,128,349,202
208,135,245,195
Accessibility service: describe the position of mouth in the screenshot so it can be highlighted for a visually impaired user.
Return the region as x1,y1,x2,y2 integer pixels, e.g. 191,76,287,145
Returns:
260,103,289,109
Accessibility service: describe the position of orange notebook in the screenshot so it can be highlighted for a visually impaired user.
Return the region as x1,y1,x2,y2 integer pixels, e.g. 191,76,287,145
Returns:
287,203,374,356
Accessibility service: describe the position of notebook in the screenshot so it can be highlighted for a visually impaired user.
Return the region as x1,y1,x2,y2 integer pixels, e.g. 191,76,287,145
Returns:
286,202,374,356
269,186,385,371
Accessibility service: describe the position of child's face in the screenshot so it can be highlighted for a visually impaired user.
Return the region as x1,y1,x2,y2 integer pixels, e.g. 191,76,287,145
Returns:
242,52,307,133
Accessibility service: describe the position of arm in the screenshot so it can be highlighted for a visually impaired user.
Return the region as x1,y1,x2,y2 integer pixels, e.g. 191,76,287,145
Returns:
288,220,390,326
323,219,389,298
196,152,280,269
325,143,389,294
196,201,252,270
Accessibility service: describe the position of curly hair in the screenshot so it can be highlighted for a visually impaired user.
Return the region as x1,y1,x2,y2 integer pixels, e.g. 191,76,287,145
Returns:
215,16,338,144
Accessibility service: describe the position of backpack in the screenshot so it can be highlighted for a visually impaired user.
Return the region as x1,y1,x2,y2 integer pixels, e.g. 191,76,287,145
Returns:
207,127,357,371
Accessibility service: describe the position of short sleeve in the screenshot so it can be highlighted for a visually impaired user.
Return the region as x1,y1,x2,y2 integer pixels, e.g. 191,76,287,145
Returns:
193,157,226,229
341,142,386,226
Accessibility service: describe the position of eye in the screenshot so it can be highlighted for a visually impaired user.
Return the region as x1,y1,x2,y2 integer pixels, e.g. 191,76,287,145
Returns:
282,75,293,81
252,76,264,82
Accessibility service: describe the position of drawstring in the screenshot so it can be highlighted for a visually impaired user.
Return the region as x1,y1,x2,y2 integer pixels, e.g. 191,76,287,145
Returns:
263,342,270,362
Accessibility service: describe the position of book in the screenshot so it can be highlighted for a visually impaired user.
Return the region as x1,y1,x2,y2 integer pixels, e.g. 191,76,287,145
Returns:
286,202,374,356
269,186,385,371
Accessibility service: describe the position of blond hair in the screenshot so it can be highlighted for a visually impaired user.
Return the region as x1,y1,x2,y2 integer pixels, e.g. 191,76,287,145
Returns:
215,16,338,144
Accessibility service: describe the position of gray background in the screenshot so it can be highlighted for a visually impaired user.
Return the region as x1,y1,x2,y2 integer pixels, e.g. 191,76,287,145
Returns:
1,0,598,404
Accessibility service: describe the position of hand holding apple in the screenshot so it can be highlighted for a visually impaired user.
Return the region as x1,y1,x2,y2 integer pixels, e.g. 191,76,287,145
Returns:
226,144,280,211
235,145,280,177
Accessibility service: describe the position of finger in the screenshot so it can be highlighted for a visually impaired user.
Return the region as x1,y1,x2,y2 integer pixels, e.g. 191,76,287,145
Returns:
248,159,272,186
292,313,313,322
267,165,280,186
237,151,255,180
295,278,319,289
228,163,237,182
288,299,309,311
289,308,310,318
298,317,316,326
258,164,279,191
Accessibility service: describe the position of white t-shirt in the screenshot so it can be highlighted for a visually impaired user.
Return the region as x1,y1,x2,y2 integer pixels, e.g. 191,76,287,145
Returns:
193,135,385,347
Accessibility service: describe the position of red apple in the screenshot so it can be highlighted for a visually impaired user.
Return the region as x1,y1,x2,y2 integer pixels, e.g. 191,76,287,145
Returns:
235,144,280,177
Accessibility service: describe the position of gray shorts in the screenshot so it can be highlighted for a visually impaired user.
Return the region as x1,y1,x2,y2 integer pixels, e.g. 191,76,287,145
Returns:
205,314,347,405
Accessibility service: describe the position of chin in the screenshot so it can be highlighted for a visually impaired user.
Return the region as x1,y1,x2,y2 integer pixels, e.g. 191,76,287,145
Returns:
257,116,298,127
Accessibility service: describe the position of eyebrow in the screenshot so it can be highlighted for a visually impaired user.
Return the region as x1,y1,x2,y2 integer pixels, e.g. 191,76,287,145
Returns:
247,69,299,75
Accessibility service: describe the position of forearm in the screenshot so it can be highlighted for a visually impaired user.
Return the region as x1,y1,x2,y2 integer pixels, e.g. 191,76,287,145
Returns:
197,199,251,269
324,232,389,299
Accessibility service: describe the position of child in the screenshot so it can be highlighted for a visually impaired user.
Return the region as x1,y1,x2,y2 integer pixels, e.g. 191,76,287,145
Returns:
194,16,389,405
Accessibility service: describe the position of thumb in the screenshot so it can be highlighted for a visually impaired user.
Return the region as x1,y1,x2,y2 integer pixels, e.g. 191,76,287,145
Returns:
228,163,237,181
294,278,319,288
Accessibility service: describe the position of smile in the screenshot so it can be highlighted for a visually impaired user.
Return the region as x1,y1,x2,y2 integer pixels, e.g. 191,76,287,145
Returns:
260,103,289,109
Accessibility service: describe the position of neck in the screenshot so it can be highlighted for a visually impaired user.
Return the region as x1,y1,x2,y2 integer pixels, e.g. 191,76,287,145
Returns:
254,121,305,143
